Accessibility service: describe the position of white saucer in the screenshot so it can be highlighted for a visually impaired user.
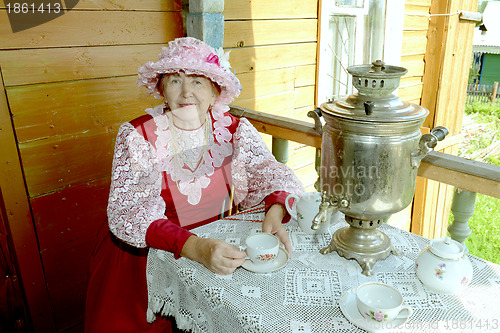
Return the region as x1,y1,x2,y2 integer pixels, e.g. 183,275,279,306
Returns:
242,247,289,273
339,289,410,333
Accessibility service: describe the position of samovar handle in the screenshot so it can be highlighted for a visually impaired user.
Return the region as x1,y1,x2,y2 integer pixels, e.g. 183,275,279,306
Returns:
307,108,323,135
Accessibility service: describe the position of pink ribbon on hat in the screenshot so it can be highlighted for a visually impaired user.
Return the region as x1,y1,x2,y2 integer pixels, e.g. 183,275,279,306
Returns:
206,53,220,67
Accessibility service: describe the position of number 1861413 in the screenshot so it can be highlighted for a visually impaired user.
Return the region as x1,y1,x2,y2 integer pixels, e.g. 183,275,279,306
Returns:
6,3,61,14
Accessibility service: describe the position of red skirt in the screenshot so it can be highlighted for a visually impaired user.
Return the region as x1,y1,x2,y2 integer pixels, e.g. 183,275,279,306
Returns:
84,221,174,333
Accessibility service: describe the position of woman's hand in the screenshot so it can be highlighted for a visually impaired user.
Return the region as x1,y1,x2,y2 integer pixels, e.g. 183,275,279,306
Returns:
262,204,292,256
180,236,246,275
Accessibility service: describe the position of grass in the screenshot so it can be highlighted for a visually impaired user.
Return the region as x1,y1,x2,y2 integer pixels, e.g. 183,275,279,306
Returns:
451,101,500,264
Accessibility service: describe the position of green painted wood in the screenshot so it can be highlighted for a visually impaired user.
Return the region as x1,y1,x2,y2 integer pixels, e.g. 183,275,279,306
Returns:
271,137,289,164
448,188,476,246
480,54,500,86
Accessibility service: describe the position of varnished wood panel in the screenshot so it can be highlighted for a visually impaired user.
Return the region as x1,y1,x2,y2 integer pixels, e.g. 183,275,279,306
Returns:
229,43,317,74
7,76,155,143
30,178,110,331
387,205,412,232
224,19,317,48
288,145,316,170
233,91,295,114
294,163,318,189
224,0,317,20
0,70,55,331
295,65,316,87
401,32,427,56
294,86,315,109
19,128,117,197
399,83,423,101
405,4,432,16
236,68,295,100
290,105,315,123
42,233,96,332
0,188,29,332
0,10,183,49
0,44,169,87
401,54,425,78
32,178,110,251
401,76,423,87
403,12,431,31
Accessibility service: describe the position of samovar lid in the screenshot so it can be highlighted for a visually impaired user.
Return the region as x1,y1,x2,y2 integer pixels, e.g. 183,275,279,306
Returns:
348,59,408,79
321,60,429,123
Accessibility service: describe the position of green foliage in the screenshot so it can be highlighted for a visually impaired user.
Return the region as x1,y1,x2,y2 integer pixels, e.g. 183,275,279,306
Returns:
464,194,500,265
465,101,500,118
468,61,481,84
451,101,500,264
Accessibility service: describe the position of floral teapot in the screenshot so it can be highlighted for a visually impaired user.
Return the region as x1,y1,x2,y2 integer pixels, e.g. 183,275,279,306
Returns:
415,236,473,294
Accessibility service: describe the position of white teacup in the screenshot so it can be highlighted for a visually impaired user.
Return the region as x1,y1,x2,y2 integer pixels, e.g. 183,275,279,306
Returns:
244,233,280,265
285,192,333,234
356,283,412,323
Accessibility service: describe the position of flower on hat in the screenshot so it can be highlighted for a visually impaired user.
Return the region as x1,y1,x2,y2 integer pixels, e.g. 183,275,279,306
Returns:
214,48,232,73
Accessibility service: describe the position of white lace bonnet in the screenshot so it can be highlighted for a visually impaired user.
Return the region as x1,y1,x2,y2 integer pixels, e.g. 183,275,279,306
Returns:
137,37,242,104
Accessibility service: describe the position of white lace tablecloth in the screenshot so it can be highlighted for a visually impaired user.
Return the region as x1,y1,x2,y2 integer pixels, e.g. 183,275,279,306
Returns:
146,206,500,332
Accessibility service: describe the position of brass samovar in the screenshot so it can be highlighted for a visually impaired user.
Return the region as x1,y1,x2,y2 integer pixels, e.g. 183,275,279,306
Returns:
311,60,448,276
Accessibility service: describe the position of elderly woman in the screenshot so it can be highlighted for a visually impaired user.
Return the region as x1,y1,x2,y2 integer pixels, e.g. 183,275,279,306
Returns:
85,37,303,332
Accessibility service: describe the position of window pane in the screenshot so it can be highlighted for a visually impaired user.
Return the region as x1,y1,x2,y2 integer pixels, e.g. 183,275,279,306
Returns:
329,14,357,98
335,0,364,8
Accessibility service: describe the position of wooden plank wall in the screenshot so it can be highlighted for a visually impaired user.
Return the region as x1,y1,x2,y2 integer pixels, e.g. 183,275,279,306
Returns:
0,1,183,331
399,0,431,105
223,0,319,190
408,0,478,239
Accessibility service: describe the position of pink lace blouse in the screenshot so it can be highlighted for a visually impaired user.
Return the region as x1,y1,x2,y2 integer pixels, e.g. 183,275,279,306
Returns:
106,103,304,256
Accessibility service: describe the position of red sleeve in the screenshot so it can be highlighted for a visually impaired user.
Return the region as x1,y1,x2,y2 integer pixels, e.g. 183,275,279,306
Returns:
264,191,293,223
145,219,194,259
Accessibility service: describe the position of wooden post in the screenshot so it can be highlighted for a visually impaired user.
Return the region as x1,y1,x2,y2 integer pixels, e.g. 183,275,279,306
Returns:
413,0,478,239
491,81,498,104
448,188,476,247
187,0,224,49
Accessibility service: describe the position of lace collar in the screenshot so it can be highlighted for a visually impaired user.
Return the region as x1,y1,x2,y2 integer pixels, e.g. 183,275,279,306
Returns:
149,103,233,205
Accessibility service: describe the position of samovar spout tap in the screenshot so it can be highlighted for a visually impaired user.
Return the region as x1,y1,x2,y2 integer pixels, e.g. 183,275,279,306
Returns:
311,203,332,230
311,192,348,230
411,126,449,168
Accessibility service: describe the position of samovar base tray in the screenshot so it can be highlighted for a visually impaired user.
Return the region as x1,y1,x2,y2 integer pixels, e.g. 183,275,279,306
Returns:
320,225,400,276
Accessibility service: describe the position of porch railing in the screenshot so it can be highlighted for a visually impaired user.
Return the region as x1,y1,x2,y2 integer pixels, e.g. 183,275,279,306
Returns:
229,105,500,244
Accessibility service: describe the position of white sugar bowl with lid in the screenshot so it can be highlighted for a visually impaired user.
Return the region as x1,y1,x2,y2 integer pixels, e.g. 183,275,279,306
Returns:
415,236,473,294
